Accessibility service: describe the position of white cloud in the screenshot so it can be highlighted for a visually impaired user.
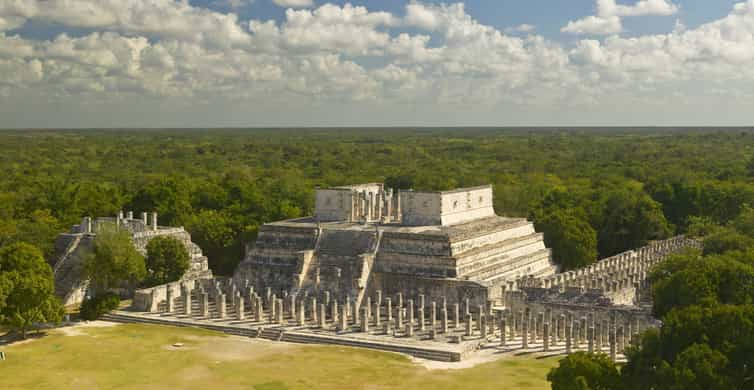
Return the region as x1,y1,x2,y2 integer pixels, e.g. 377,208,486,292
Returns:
272,0,314,8
211,0,255,9
562,15,622,35
563,0,679,35
2,1,754,126
505,24,536,34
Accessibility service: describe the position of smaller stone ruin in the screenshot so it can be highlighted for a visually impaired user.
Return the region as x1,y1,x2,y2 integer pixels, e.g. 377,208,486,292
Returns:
50,211,212,306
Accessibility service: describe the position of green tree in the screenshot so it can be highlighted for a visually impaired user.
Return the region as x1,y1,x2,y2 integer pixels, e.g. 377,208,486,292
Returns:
650,250,754,317
597,188,671,257
84,225,146,294
0,242,63,338
536,210,598,271
184,210,240,275
547,352,622,390
702,227,754,255
145,236,190,286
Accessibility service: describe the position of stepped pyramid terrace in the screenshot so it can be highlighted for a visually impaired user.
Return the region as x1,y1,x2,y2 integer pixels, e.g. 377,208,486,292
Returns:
234,184,558,309
108,183,699,362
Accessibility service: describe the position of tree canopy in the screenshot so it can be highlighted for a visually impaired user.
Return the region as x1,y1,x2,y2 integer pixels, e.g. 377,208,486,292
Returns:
145,236,190,286
84,225,146,294
0,242,63,338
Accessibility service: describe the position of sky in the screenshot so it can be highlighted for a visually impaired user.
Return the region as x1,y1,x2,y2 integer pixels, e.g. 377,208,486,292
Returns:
0,0,753,128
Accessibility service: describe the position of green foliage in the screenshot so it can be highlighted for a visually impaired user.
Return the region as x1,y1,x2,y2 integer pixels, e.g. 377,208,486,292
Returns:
85,225,146,294
597,188,671,257
547,352,621,390
183,210,241,275
79,292,120,321
702,227,754,255
145,236,190,287
650,250,754,317
622,305,754,389
0,242,63,338
535,210,598,271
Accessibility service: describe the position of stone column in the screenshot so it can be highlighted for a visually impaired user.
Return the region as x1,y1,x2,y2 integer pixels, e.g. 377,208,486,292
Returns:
609,326,617,361
397,305,404,329
466,314,473,337
537,312,545,341
270,294,277,320
361,308,369,333
166,287,174,313
418,305,426,332
386,298,392,324
275,298,285,325
407,299,415,329
453,304,460,329
256,296,263,322
543,323,550,352
617,326,625,354
184,291,192,316
565,321,572,354
366,296,372,322
441,305,448,333
500,315,507,346
580,317,587,344
480,314,488,338
431,302,437,332
374,300,381,327
237,296,245,320
319,304,327,329
202,292,209,318
588,326,595,353
573,320,581,348
477,305,484,331
522,313,529,348
290,295,296,320
297,300,305,326
218,294,226,319
405,322,414,337
595,321,602,351
339,303,348,331
311,297,318,324
331,301,339,324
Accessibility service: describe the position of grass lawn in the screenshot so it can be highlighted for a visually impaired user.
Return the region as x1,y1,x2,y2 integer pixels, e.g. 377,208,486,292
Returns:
0,323,558,390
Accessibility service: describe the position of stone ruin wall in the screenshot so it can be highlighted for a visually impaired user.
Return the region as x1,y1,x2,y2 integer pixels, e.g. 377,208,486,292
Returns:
52,211,212,306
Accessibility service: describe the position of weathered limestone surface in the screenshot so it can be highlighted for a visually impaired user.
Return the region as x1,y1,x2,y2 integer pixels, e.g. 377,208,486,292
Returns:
52,212,213,306
234,183,557,309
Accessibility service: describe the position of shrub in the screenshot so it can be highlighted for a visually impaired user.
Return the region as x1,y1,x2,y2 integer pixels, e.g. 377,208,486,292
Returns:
79,292,120,320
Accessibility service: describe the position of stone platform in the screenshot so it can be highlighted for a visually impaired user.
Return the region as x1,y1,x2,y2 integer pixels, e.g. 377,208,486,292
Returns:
107,288,627,362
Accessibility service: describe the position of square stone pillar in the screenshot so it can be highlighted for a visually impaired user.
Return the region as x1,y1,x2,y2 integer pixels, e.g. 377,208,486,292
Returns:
256,297,263,322
466,314,474,337
431,302,437,331
339,303,348,332
237,296,245,320
361,308,369,332
500,315,507,346
331,301,339,324
543,323,550,352
276,299,284,324
201,292,209,318
184,291,192,316
453,304,460,329
441,306,448,333
374,300,381,327
386,298,392,324
407,299,414,328
297,300,305,326
166,287,174,313
319,304,327,329
218,294,226,319
311,297,318,323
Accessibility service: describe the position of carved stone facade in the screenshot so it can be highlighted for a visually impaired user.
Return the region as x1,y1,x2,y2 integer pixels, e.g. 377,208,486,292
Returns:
234,183,557,311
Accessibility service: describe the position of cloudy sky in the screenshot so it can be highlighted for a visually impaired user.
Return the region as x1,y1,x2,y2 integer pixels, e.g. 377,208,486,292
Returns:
1,0,753,128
